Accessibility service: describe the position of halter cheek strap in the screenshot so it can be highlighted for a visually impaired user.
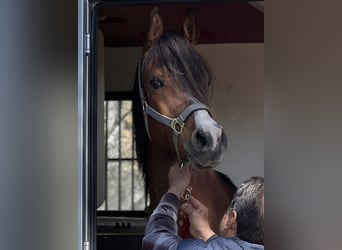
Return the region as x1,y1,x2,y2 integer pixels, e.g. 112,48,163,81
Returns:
147,102,209,165
137,59,210,166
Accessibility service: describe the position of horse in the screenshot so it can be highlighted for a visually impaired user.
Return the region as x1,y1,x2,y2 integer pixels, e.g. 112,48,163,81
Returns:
132,7,237,236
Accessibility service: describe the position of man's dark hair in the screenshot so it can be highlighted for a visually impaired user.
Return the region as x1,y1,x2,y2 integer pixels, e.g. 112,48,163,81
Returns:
228,176,264,245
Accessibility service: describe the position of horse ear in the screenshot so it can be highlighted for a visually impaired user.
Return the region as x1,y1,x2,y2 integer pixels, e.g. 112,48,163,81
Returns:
145,7,164,52
182,8,199,45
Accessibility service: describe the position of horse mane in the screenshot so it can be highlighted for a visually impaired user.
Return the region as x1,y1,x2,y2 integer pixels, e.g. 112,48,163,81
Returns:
132,63,149,194
214,170,238,194
132,32,215,193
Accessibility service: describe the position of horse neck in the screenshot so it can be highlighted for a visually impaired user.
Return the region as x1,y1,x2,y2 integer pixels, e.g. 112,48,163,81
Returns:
146,143,235,233
189,169,235,233
146,142,178,209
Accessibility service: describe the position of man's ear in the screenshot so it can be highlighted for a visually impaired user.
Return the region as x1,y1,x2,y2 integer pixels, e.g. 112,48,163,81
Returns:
144,7,164,53
229,210,238,225
223,210,238,237
182,8,199,44
227,210,238,232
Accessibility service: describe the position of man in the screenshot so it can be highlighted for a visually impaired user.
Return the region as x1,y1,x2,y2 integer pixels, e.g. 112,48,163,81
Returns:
142,163,264,249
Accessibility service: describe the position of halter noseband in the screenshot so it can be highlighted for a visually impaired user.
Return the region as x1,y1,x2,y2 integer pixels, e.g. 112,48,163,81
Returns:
137,59,210,166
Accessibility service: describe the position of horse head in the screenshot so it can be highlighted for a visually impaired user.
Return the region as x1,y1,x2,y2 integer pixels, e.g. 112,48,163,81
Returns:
134,7,228,169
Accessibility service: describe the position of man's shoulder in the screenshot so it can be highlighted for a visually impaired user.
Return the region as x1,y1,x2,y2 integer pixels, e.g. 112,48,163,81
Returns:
228,237,264,249
177,236,264,250
211,237,264,249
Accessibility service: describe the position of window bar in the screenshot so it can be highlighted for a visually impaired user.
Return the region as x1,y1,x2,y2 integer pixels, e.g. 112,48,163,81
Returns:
104,101,108,210
118,101,122,210
131,104,135,210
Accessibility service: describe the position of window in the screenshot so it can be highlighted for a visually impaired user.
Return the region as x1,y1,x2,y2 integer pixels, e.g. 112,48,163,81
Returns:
97,92,148,211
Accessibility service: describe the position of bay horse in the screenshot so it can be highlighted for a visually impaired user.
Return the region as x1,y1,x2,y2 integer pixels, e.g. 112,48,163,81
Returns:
132,7,237,235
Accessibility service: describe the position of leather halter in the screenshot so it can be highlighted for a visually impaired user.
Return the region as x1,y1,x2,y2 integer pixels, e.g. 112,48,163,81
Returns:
137,59,210,166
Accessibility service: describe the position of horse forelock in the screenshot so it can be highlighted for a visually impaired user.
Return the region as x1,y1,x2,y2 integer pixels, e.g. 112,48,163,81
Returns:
142,33,214,105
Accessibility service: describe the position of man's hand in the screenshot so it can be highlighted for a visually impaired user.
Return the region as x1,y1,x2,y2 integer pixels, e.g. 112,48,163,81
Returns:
180,196,216,241
167,163,192,199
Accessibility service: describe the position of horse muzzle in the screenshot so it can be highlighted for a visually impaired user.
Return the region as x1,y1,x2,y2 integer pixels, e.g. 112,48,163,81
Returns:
184,122,228,168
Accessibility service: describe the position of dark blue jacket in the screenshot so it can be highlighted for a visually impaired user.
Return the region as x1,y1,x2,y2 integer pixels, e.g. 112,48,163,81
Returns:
142,193,264,250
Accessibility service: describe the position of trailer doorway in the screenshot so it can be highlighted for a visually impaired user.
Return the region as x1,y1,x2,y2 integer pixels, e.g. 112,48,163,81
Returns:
78,1,263,250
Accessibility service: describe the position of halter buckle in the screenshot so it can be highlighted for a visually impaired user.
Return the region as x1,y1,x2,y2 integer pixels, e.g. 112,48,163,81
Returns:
171,117,184,135
182,186,192,201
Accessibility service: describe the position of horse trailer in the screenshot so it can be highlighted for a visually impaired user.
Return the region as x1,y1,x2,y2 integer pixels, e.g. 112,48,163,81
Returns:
0,1,263,250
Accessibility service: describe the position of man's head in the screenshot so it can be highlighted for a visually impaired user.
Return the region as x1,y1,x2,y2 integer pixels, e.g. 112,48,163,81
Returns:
219,176,264,245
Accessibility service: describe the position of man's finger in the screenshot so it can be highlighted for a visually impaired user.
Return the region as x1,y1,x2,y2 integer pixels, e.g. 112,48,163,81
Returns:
189,196,205,209
184,163,194,174
180,203,195,215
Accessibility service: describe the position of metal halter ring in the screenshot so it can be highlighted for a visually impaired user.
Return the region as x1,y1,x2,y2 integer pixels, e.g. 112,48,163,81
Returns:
171,118,184,135
182,186,192,201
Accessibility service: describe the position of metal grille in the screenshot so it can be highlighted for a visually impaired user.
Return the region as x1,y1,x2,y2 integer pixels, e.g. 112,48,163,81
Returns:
98,98,148,211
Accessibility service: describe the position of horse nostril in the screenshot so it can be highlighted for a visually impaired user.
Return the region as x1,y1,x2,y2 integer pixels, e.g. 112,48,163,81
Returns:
193,129,212,149
196,130,207,147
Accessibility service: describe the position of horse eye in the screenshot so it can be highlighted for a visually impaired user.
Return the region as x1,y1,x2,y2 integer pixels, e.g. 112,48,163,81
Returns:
149,78,163,89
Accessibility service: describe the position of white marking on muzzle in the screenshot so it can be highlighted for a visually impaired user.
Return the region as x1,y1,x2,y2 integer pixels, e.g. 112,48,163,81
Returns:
193,110,222,149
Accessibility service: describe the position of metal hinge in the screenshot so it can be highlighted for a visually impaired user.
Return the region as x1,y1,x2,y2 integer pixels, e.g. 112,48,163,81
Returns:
83,241,90,250
84,33,91,54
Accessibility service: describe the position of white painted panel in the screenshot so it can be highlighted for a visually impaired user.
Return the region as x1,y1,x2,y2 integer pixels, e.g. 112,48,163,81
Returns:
198,44,264,184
